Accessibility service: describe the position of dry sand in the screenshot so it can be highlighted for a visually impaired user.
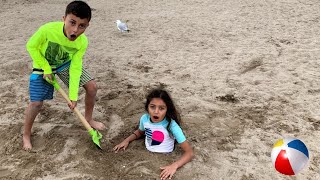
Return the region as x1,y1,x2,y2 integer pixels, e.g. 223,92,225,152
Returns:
1,0,320,179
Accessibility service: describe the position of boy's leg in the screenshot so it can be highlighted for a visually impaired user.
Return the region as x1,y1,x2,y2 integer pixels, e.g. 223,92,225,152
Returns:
23,101,43,150
83,80,106,130
24,73,54,150
57,66,105,130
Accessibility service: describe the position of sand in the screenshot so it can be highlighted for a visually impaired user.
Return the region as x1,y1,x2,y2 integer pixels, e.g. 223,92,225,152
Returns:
1,0,320,179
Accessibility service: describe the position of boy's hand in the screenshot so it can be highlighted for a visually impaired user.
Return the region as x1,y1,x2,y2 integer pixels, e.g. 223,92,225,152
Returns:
43,74,53,82
160,163,178,180
113,140,129,153
68,101,77,110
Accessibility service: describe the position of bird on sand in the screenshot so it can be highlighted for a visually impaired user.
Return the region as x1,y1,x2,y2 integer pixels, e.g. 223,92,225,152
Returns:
116,20,130,32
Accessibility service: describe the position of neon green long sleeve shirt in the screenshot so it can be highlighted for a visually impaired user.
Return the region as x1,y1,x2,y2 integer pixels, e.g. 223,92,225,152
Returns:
26,22,88,101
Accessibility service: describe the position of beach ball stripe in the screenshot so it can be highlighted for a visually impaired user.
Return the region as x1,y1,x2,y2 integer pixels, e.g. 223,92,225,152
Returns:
271,138,309,175
287,140,308,158
273,139,284,147
275,150,294,175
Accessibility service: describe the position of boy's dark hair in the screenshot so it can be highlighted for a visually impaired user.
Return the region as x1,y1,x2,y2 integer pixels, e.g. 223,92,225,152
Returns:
65,1,92,21
145,88,181,127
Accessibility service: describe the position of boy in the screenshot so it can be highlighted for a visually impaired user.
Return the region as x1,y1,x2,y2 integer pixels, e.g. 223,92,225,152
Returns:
23,1,105,150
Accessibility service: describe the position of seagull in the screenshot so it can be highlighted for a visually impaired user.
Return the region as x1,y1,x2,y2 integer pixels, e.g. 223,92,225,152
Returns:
116,20,130,33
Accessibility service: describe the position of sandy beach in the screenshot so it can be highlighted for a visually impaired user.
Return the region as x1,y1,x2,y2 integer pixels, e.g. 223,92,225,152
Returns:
1,0,320,179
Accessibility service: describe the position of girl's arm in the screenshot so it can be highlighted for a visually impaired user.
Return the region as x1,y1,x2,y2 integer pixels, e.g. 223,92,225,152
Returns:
113,129,144,153
160,141,194,180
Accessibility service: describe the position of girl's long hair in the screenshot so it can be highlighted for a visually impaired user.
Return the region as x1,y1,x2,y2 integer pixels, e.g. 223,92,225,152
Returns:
145,88,181,127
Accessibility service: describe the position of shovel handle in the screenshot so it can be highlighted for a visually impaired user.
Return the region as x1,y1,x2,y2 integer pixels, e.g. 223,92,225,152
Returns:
56,86,93,132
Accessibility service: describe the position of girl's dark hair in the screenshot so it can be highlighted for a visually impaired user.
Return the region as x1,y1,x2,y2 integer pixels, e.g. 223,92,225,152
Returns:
65,1,92,21
145,88,181,127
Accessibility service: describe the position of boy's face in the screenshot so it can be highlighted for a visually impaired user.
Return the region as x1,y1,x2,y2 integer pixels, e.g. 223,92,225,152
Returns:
148,98,167,123
63,13,89,41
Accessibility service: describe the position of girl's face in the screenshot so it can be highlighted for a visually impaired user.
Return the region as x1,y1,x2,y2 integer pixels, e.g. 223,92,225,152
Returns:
148,98,167,123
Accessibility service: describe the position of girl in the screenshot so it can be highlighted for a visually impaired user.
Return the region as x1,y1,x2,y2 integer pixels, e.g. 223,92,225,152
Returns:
113,88,194,180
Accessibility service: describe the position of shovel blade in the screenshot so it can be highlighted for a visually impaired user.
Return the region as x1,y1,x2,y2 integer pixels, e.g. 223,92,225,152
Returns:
88,129,103,149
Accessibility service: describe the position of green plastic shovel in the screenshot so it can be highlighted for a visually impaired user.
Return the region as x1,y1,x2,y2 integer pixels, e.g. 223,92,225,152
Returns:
46,76,102,149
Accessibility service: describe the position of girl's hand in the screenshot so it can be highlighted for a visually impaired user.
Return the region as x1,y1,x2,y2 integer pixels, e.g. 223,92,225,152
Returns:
113,140,129,153
160,163,178,180
159,141,194,179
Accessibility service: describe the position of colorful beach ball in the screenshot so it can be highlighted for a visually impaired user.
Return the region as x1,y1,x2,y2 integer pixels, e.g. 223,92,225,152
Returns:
271,137,309,175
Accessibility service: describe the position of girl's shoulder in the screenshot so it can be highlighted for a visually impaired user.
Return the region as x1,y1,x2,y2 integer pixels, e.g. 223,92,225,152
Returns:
169,119,180,127
140,113,150,122
169,119,184,133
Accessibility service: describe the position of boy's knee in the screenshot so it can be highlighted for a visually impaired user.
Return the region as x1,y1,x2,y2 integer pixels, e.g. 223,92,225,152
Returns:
30,101,43,109
84,80,97,95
